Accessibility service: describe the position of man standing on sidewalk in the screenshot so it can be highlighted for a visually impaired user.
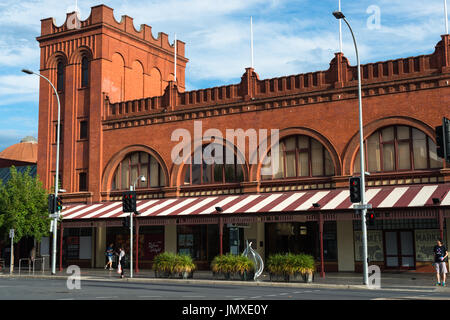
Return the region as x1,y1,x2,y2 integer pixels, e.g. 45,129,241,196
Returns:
434,239,448,286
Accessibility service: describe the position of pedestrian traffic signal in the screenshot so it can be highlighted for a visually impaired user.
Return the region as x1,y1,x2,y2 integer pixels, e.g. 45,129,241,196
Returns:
122,191,137,213
349,177,362,203
56,196,63,212
123,216,130,228
435,117,450,162
48,194,55,213
367,211,376,226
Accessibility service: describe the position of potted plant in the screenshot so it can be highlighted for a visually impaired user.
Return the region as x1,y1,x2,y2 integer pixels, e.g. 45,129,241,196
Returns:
298,254,315,283
267,253,315,283
267,254,285,281
175,254,196,279
152,252,176,278
211,254,254,280
211,254,234,279
236,255,255,281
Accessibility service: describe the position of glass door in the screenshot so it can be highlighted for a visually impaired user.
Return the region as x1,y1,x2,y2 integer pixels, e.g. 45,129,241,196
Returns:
385,231,399,268
400,231,415,268
384,230,415,270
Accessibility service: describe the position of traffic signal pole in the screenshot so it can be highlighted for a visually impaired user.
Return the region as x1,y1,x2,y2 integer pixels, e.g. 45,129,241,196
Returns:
333,14,370,285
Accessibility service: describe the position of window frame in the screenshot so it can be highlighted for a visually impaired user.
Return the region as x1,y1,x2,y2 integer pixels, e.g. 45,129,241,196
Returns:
262,135,335,180
112,152,165,190
355,125,441,174
81,56,89,88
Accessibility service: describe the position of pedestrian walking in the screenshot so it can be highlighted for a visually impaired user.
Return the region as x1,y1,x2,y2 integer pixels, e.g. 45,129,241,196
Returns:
29,246,36,269
117,247,126,278
433,239,448,286
104,243,114,270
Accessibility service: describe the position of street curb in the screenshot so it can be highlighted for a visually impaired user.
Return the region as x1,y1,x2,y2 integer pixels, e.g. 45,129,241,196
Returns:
1,274,448,292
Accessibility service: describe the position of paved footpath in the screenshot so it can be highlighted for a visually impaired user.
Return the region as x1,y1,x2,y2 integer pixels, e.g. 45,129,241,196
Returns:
1,268,450,293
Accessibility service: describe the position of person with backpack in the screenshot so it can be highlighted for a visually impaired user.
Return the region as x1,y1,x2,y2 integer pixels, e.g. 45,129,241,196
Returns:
434,239,448,286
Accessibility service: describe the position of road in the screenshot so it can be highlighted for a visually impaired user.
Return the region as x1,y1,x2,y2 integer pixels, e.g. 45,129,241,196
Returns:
0,277,449,300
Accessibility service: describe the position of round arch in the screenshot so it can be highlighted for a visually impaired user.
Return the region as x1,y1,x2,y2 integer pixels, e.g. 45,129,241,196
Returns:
69,46,94,65
342,116,438,175
45,51,69,70
251,127,341,181
170,136,249,187
102,145,169,192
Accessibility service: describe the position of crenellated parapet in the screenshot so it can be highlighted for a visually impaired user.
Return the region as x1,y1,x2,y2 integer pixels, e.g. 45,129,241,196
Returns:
104,34,450,128
38,4,186,60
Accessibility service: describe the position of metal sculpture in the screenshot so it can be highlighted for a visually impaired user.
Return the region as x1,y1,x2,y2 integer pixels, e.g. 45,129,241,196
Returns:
242,240,264,281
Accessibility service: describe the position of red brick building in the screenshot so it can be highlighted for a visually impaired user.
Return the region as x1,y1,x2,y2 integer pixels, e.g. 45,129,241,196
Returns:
36,5,450,273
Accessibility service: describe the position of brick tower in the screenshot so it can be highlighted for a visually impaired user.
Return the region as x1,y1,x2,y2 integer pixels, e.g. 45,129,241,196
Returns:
36,4,188,201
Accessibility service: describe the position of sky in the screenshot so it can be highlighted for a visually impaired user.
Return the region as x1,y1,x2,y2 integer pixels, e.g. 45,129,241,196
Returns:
0,0,448,151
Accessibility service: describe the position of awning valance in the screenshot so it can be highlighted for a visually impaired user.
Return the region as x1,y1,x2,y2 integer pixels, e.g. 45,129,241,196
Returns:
61,183,450,221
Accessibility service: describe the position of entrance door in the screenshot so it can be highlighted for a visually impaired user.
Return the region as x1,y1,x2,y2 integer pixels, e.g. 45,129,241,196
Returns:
384,230,415,270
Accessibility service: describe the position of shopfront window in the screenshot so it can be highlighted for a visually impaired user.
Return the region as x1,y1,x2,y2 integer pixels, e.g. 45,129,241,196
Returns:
177,225,220,267
265,222,319,259
62,228,92,261
354,126,442,173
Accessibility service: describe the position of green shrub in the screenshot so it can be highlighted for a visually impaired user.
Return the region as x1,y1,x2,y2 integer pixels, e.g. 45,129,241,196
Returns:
175,254,196,273
153,252,196,274
267,253,315,275
211,253,254,274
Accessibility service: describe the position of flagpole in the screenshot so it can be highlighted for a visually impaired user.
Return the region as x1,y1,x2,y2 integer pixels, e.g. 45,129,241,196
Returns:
339,0,343,52
251,16,254,68
174,33,177,83
445,0,449,34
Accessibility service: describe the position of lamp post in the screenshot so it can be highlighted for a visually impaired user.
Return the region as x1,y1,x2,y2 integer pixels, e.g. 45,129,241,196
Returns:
331,12,369,285
129,175,146,278
22,68,61,275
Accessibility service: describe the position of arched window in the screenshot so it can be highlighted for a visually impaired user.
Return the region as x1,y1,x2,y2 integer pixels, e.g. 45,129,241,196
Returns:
261,135,335,180
57,60,65,92
184,143,245,185
81,56,89,87
353,125,442,173
111,152,166,190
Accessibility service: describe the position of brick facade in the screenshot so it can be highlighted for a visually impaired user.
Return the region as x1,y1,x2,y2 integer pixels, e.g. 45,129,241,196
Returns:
37,5,450,205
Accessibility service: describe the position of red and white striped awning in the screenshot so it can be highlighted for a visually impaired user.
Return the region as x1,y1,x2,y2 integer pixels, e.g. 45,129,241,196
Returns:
62,183,450,220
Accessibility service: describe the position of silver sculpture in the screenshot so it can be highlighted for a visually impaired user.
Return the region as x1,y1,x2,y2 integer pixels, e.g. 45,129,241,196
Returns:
242,240,264,281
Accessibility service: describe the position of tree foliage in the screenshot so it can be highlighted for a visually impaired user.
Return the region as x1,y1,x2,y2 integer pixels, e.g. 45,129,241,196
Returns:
0,166,50,243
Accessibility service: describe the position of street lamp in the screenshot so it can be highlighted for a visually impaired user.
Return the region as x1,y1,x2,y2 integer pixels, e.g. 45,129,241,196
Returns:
129,175,146,278
332,12,370,286
22,68,61,275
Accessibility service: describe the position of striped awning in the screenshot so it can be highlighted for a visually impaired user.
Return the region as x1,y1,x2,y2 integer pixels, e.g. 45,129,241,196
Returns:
61,183,450,220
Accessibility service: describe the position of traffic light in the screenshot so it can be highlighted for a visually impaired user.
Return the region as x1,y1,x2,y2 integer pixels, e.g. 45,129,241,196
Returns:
122,191,137,213
56,196,63,212
367,211,376,226
435,117,450,162
349,177,362,203
123,216,130,228
48,194,55,214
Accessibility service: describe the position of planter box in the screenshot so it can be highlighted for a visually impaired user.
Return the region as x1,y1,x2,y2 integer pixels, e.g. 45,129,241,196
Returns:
154,270,171,278
269,272,314,283
213,271,255,281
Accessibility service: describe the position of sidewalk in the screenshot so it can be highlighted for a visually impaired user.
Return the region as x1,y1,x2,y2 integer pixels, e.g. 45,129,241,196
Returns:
1,267,449,292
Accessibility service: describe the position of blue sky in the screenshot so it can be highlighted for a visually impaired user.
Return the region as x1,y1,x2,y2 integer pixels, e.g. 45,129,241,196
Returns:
0,0,448,151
